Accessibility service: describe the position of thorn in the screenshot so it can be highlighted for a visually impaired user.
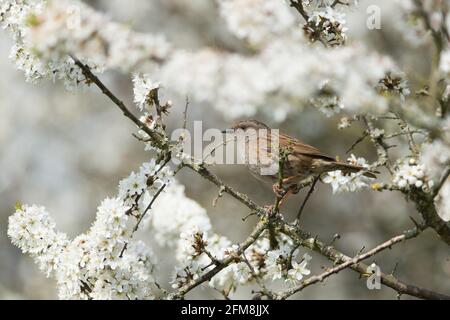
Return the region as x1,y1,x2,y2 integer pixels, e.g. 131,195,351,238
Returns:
212,186,226,207
313,235,319,246
409,216,421,230
390,262,399,276
330,233,341,246
242,212,257,221
201,261,216,271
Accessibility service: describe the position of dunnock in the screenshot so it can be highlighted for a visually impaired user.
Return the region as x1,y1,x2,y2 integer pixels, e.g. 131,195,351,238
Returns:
224,119,376,201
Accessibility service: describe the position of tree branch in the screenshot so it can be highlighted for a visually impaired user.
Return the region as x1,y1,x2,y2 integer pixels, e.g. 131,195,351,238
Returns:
281,223,450,300
289,0,309,22
70,55,167,150
275,225,448,299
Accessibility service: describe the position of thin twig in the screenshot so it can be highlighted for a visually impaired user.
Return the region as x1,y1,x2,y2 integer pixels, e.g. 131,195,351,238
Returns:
345,131,369,154
183,96,189,131
289,0,309,21
134,184,167,233
119,183,167,258
296,175,319,224
241,252,274,299
363,116,393,173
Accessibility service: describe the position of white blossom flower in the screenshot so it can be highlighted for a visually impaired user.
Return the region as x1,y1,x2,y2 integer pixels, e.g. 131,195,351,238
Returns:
338,117,351,130
287,259,311,283
265,250,284,281
118,171,147,198
8,163,165,299
323,170,349,194
132,74,160,111
323,154,372,193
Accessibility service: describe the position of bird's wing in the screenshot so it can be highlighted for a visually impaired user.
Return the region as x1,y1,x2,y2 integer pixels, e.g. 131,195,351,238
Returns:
279,132,336,161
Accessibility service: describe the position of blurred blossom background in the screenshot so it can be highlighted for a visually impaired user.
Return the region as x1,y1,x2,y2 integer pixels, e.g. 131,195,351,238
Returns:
0,0,449,299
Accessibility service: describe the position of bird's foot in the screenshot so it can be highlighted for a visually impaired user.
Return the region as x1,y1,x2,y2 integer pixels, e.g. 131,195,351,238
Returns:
264,204,276,217
263,204,284,219
272,183,301,198
272,184,287,199
289,184,301,194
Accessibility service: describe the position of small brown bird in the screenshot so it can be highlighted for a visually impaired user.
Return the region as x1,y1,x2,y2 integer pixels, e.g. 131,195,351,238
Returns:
225,119,376,201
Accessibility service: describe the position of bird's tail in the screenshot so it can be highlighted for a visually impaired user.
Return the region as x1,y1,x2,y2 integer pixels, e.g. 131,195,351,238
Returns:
328,162,378,178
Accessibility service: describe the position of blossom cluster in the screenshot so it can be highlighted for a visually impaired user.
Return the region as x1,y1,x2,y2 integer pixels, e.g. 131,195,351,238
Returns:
161,41,396,120
305,7,348,46
392,159,434,193
8,159,174,299
376,72,411,101
323,154,374,194
1,0,400,120
8,200,159,299
1,0,171,87
218,0,296,47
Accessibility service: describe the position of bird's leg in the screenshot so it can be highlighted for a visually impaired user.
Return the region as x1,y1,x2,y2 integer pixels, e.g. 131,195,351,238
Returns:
263,185,287,216
281,174,302,186
266,173,302,218
272,183,287,199
271,174,303,198
266,183,299,250
271,183,299,208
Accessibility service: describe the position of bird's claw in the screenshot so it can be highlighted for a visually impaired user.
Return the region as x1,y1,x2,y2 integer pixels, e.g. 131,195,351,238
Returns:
264,204,276,217
272,184,287,199
263,205,284,219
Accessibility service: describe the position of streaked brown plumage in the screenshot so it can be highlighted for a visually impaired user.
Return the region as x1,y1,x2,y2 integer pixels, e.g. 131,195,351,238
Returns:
228,119,376,196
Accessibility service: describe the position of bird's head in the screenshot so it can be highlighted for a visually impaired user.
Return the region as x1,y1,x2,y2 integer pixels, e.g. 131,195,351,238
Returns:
222,120,269,134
